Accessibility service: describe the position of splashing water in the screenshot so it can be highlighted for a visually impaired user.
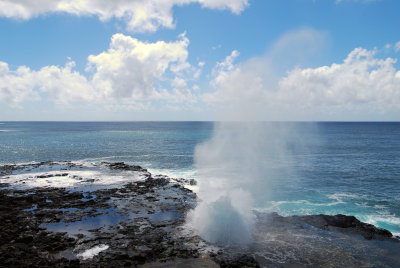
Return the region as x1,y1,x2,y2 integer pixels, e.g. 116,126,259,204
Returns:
187,122,303,245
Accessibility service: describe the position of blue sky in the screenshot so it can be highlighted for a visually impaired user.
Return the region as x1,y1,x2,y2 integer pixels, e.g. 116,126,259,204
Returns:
0,0,399,121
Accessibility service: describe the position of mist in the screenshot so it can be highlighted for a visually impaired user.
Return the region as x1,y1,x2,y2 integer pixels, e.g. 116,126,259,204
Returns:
186,122,307,245
186,28,324,246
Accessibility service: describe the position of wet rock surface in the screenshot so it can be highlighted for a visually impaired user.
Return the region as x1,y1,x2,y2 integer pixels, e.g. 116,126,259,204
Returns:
250,212,400,267
1,161,399,267
0,161,205,267
293,213,395,240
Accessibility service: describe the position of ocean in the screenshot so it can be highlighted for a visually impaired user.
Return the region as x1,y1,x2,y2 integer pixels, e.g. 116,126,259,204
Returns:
0,121,399,235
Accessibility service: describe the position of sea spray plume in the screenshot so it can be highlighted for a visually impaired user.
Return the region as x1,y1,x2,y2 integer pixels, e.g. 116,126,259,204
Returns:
188,189,254,245
187,122,297,245
187,29,325,245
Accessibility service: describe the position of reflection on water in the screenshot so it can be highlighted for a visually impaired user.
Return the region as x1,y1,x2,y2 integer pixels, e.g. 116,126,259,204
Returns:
41,207,181,238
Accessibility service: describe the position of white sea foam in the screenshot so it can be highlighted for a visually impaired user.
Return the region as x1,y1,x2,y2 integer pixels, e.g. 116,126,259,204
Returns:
254,205,319,217
184,184,199,193
148,168,197,180
149,168,199,191
327,192,361,200
0,162,147,190
268,199,344,208
327,193,365,206
354,212,400,236
363,214,400,226
76,244,109,260
373,205,388,209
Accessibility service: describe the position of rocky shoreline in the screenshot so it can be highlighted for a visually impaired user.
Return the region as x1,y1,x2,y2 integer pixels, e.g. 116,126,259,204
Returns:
1,161,399,267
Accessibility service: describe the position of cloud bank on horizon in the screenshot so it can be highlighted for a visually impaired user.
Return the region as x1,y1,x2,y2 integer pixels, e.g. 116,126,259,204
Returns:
1,33,187,99
0,0,399,120
205,29,400,120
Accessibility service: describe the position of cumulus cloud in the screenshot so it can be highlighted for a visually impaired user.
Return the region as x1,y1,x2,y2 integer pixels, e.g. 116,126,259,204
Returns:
3,26,399,119
87,33,189,100
205,30,400,120
0,33,195,108
0,0,249,32
38,61,94,104
210,50,240,88
206,28,328,102
0,60,95,106
279,48,400,111
158,76,197,106
0,62,39,106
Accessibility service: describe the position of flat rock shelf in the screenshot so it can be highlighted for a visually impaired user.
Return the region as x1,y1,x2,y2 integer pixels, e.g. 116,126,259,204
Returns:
0,162,399,267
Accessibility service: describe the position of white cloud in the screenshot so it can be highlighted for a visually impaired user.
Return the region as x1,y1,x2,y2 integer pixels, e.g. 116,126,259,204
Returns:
38,61,94,104
170,77,194,102
198,0,248,14
88,33,190,100
0,62,39,106
210,50,240,88
191,61,205,79
0,33,195,108
0,60,94,106
395,41,400,53
3,27,399,120
0,0,249,32
205,30,400,120
206,28,328,109
279,48,400,111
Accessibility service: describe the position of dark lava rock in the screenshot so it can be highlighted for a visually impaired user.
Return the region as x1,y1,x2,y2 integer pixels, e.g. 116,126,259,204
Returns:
0,161,206,267
0,165,18,176
139,256,220,268
215,254,260,268
294,214,394,240
104,162,147,172
0,189,77,267
251,212,400,267
1,161,399,268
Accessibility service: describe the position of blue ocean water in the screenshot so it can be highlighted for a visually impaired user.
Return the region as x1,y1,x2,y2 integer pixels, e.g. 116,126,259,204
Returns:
0,121,399,235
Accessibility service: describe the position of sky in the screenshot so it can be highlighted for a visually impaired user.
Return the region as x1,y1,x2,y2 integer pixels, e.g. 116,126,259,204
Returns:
0,0,399,121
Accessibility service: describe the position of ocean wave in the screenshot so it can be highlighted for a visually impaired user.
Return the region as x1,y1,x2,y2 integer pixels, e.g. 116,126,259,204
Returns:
0,161,148,190
327,192,368,206
361,214,400,234
253,206,316,217
268,199,344,208
148,168,197,179
373,204,388,209
327,192,362,200
256,196,400,235
365,214,400,225
80,156,129,162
